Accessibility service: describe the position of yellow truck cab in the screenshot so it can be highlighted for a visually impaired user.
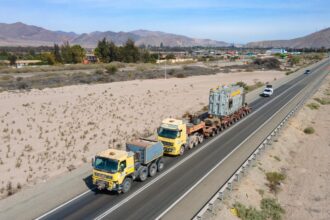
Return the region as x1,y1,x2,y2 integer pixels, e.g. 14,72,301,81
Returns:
92,139,165,193
92,149,135,193
158,118,205,156
157,118,187,156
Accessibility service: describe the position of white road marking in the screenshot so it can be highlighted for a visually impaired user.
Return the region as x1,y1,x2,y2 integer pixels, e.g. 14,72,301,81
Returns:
36,60,328,220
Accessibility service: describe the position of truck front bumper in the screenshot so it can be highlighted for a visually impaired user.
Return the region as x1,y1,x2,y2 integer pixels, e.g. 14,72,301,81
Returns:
93,178,118,191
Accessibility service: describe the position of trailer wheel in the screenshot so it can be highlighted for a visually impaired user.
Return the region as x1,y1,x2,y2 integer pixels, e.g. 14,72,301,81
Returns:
179,146,185,156
198,134,204,144
122,178,132,194
138,166,148,182
149,163,157,177
157,158,165,172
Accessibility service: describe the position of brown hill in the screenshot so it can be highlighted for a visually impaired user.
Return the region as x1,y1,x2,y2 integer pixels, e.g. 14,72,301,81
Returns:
246,28,330,49
0,22,229,48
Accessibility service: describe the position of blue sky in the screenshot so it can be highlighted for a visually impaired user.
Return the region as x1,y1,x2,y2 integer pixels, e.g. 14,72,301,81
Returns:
0,0,329,43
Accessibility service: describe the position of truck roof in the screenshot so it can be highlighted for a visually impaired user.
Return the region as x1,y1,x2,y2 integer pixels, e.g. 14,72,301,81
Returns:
127,138,158,148
96,149,128,161
162,118,183,125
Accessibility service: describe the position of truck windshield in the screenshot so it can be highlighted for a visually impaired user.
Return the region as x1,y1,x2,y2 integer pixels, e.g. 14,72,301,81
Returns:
158,127,179,139
94,157,118,173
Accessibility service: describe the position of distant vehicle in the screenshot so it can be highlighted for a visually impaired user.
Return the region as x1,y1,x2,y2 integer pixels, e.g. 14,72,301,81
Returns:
261,85,273,97
304,69,311,74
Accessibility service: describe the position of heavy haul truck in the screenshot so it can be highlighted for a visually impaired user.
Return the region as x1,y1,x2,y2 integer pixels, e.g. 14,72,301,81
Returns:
93,84,252,192
157,84,251,156
92,138,165,193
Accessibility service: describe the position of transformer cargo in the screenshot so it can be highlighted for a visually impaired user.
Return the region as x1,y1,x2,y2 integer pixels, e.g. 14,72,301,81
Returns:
92,138,165,193
208,85,245,117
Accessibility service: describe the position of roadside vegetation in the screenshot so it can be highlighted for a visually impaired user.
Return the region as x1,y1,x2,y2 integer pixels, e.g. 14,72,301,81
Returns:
303,126,315,134
306,102,320,110
236,81,265,92
265,171,286,194
234,198,285,220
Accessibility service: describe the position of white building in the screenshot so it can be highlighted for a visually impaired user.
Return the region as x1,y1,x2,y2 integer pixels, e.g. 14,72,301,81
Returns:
265,48,287,55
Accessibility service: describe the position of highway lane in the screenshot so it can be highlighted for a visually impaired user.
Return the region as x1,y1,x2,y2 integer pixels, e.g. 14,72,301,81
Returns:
41,60,329,220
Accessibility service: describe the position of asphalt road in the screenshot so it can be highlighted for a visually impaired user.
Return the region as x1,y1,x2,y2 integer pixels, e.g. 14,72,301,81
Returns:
40,60,329,220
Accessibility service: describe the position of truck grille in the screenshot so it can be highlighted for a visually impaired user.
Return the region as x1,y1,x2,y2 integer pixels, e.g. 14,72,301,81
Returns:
94,172,112,180
161,141,174,147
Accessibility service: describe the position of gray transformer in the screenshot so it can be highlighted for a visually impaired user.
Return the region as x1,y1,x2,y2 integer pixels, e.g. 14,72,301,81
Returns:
208,85,245,117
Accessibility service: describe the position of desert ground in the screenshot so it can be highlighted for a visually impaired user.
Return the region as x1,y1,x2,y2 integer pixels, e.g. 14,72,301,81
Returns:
0,69,284,199
213,75,330,220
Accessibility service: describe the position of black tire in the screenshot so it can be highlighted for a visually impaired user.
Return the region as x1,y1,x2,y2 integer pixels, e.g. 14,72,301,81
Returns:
198,134,204,144
138,166,148,182
157,158,165,172
121,178,132,194
179,146,185,156
149,163,157,177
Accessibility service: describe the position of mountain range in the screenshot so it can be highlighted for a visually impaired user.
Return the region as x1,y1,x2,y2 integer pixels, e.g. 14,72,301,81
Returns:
246,28,330,49
0,22,229,48
0,22,329,48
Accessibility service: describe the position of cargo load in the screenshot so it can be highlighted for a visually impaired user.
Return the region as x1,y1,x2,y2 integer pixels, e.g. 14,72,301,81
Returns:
208,85,245,117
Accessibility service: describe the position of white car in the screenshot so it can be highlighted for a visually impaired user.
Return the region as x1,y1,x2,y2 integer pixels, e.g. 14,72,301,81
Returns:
261,85,273,97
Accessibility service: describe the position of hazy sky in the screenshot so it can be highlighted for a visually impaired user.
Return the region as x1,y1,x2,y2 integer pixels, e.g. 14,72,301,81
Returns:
0,0,329,43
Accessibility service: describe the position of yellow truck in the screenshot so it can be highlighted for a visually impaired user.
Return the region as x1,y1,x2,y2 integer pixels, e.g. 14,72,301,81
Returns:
157,117,205,156
92,138,165,193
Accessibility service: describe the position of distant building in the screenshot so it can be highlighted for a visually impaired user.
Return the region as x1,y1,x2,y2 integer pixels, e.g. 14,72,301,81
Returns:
16,60,42,68
83,54,98,64
266,48,287,55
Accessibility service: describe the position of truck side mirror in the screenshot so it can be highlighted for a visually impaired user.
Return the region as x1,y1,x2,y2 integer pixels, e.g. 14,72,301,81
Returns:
157,127,160,134
91,158,95,167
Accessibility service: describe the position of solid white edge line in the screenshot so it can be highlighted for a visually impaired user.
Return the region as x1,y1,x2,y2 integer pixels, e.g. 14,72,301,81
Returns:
37,59,328,220
35,189,93,220
93,65,312,220
155,64,327,220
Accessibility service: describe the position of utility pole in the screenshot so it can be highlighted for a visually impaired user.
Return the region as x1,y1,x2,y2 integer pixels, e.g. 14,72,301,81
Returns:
164,59,167,80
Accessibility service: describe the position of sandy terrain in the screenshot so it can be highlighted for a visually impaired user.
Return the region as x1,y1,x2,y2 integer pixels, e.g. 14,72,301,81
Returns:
0,70,284,199
213,76,330,220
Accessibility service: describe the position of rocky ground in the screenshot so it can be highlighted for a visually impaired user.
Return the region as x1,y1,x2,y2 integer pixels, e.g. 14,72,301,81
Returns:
213,75,330,220
0,69,284,199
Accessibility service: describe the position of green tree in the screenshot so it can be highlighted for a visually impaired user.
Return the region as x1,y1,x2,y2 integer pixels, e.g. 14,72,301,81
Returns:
71,45,86,63
121,39,139,63
40,53,56,65
8,54,17,66
53,44,62,63
61,42,73,63
108,41,119,62
95,38,110,63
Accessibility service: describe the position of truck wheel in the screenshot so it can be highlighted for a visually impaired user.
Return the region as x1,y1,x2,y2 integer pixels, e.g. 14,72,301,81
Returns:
179,146,185,156
211,130,215,137
122,178,132,194
149,163,157,177
139,166,148,182
198,134,204,144
157,158,165,172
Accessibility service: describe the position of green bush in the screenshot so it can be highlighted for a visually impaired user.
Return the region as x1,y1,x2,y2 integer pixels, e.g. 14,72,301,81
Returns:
234,198,285,220
266,172,286,194
260,198,285,220
314,97,330,105
105,64,118,74
303,127,315,134
234,202,265,220
306,103,320,110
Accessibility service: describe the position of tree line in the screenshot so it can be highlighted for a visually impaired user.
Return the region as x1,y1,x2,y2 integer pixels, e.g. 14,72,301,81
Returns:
1,43,86,65
94,38,159,63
